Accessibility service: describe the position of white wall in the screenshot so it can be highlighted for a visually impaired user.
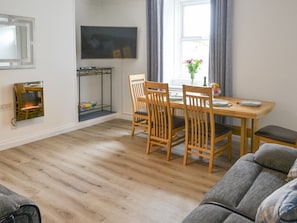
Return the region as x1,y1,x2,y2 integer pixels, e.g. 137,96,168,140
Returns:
0,0,80,150
0,0,146,150
233,0,297,129
75,0,147,117
0,0,118,150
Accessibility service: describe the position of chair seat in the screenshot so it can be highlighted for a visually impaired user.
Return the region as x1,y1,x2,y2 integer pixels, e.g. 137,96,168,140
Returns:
135,109,148,116
215,123,232,137
255,125,297,145
172,116,185,129
189,123,231,137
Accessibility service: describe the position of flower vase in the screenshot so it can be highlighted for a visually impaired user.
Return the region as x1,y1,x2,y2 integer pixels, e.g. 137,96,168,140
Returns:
190,72,195,85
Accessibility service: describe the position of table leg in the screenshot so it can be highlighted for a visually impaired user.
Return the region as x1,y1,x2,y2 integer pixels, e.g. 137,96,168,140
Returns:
240,118,247,157
251,119,260,153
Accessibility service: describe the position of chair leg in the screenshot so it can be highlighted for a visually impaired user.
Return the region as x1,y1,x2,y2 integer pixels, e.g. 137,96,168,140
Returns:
131,125,135,136
209,154,214,173
183,145,188,165
166,144,171,161
227,134,232,161
167,135,175,161
146,136,151,155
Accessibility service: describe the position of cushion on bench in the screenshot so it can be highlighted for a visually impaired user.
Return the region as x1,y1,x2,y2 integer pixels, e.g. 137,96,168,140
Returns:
255,125,297,145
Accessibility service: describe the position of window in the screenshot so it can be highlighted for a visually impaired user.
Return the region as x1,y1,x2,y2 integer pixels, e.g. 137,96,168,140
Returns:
163,0,210,86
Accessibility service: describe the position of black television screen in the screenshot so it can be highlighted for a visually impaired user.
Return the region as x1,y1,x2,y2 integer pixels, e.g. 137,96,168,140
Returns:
81,26,137,59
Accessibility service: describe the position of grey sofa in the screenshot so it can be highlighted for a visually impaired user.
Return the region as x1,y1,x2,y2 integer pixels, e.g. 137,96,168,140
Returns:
0,184,41,223
182,143,297,223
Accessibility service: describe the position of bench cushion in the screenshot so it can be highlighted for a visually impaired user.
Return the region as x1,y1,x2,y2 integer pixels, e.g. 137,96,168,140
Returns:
255,125,297,145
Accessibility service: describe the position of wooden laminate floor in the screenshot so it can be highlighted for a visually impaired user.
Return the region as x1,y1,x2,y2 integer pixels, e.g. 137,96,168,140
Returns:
0,119,239,223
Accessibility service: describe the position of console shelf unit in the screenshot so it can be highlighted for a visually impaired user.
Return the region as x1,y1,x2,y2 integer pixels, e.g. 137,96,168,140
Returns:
77,67,113,121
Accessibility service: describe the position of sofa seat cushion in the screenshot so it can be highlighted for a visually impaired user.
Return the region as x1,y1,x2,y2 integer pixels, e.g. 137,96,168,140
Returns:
201,153,287,221
236,168,287,220
256,178,297,223
182,204,253,223
201,154,260,207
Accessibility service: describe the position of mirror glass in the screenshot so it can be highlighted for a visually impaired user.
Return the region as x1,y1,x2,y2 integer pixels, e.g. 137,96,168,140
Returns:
0,14,35,69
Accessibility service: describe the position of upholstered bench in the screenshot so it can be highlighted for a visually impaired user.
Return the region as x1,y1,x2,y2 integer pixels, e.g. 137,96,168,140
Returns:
255,125,297,148
0,184,41,223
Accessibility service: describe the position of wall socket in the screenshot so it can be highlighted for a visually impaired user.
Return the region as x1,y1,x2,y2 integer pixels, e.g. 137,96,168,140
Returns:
0,103,13,111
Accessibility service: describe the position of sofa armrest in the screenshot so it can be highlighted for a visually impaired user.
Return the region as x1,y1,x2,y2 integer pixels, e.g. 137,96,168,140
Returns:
0,184,41,223
254,143,297,173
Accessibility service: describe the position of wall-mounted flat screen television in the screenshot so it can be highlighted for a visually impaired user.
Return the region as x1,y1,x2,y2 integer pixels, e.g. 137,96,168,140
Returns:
81,26,137,59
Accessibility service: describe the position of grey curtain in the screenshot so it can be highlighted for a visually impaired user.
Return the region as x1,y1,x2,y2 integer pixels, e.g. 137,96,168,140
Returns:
209,0,233,97
146,0,163,82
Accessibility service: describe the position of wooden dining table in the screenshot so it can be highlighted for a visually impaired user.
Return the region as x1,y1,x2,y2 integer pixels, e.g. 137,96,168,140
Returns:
138,94,275,157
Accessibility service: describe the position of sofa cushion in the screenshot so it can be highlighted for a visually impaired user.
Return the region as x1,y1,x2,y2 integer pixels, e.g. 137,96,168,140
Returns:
254,143,297,173
236,168,286,220
182,204,253,223
201,154,260,208
201,153,287,220
287,158,297,181
255,178,297,223
183,144,297,223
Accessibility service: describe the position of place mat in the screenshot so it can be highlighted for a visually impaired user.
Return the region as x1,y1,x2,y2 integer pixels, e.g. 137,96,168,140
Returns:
169,95,183,101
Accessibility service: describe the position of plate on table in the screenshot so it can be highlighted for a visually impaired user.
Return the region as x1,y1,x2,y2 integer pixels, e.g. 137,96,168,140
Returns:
212,99,230,107
169,95,183,101
239,100,262,107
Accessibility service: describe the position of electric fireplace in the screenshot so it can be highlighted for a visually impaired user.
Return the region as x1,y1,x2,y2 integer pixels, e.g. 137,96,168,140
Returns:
14,81,44,122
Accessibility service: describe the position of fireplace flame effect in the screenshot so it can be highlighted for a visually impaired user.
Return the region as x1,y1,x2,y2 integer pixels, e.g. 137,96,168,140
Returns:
21,103,40,110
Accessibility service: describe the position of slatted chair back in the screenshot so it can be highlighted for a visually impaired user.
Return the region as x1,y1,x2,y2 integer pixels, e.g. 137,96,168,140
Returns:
183,86,215,151
182,85,232,173
128,74,148,135
144,81,185,160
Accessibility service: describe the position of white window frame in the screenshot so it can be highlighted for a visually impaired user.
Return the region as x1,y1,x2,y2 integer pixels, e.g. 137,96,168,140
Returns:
163,0,210,87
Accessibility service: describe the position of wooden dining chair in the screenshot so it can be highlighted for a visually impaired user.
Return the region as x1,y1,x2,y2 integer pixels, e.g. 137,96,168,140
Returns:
128,74,149,136
144,81,185,160
182,85,232,173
